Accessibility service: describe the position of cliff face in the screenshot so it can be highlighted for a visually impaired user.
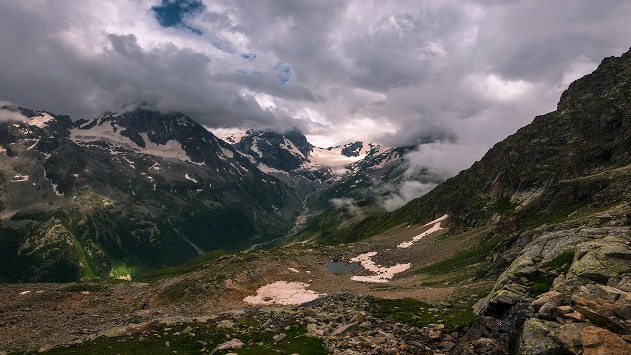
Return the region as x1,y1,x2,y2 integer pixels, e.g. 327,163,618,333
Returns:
445,50,631,354
304,48,631,353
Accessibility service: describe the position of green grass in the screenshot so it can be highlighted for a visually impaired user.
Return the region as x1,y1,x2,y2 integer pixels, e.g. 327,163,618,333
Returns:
111,260,131,279
72,240,98,280
368,293,486,331
494,196,518,213
528,250,575,296
530,274,556,296
138,249,226,283
416,234,502,276
37,318,326,355
524,202,588,230
434,233,450,242
547,250,575,271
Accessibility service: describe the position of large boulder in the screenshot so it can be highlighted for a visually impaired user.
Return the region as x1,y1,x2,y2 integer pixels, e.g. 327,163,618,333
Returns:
582,326,631,355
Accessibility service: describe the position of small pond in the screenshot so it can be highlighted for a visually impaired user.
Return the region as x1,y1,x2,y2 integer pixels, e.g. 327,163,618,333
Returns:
324,261,365,274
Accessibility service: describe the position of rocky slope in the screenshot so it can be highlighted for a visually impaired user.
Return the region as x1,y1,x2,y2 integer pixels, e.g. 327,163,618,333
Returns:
323,48,631,353
0,106,301,283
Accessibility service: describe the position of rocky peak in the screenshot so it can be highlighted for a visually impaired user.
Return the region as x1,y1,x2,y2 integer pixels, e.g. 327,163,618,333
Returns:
558,47,631,113
0,105,73,135
72,107,241,166
340,141,363,157
228,128,313,171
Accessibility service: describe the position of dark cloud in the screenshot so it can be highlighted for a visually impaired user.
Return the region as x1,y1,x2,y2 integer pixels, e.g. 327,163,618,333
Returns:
0,0,630,175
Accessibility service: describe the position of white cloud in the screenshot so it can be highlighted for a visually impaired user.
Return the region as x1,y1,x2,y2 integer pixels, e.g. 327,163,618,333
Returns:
467,74,535,102
0,0,630,177
558,55,599,91
0,108,29,122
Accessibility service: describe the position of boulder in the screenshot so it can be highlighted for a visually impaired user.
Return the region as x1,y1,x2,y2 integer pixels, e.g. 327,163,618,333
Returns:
306,323,324,336
582,326,631,355
217,319,234,329
518,318,566,355
332,322,359,337
553,323,587,353
471,338,506,355
532,291,566,312
538,302,564,320
572,286,630,334
574,305,629,334
211,339,244,354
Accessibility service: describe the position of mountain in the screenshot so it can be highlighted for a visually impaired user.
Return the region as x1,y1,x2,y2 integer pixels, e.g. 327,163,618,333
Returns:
222,128,390,185
0,106,301,282
305,48,631,352
223,128,444,213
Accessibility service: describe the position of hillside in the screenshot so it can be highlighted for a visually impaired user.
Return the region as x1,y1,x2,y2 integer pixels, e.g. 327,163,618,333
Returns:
0,106,301,282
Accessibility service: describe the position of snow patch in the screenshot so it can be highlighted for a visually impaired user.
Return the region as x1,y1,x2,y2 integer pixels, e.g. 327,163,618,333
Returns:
184,174,198,183
220,147,234,158
51,182,64,196
243,281,322,305
71,123,197,163
25,139,40,150
258,163,289,175
423,214,449,226
121,156,135,169
350,252,411,283
397,215,448,249
250,137,262,158
282,138,306,159
217,128,249,144
11,174,29,182
302,146,365,171
29,112,53,128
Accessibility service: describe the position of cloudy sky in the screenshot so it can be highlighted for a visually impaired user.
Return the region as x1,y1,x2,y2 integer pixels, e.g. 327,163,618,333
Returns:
1,1,630,170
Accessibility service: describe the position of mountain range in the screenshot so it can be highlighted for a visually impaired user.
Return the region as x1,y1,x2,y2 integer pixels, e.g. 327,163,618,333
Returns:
0,106,306,282
0,106,419,282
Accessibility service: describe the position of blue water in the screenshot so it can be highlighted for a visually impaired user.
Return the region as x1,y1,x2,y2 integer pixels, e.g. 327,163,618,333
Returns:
324,261,365,274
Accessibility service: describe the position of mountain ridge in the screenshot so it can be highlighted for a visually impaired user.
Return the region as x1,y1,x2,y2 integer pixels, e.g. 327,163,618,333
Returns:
0,106,302,282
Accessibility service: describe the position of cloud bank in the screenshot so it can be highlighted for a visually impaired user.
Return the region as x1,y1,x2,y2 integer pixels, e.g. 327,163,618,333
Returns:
1,0,630,182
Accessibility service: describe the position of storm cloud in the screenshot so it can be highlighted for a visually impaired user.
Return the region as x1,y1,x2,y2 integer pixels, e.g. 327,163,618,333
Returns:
1,0,630,177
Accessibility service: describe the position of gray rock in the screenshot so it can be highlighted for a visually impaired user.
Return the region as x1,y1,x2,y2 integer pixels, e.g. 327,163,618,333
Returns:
211,339,244,354
538,302,560,320
471,338,505,355
553,323,586,353
518,318,565,355
307,323,324,336
217,319,234,329
613,304,631,320
532,291,564,312
332,322,359,337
